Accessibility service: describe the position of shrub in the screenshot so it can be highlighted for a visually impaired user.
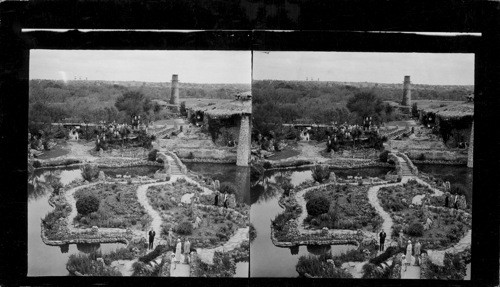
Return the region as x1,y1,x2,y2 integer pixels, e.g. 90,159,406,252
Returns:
417,153,426,161
369,246,400,265
175,221,193,235
272,211,295,231
67,252,122,276
296,255,353,278
33,160,41,168
249,223,257,242
306,196,330,217
76,195,100,216
148,149,158,161
220,182,238,195
80,164,99,182
139,244,168,263
263,161,272,169
311,165,330,183
379,150,390,163
406,222,424,237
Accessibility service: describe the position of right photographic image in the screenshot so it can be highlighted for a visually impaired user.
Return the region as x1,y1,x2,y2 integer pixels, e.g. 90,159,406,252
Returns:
250,51,474,279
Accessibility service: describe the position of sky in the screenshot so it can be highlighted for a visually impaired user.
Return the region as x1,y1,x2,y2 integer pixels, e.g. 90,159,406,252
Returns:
30,50,251,84
253,51,474,85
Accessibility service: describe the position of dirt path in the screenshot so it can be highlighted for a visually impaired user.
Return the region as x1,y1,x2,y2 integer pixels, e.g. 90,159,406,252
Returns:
196,226,249,265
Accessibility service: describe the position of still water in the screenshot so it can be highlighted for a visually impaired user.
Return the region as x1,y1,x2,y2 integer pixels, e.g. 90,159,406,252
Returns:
28,163,242,276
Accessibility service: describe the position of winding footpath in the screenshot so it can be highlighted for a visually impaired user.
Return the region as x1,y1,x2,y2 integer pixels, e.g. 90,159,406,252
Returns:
291,152,471,279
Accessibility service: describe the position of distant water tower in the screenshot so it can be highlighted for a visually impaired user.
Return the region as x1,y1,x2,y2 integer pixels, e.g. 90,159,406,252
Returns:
401,75,412,106
170,74,180,106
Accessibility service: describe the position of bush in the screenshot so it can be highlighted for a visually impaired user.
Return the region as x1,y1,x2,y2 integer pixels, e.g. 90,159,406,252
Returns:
175,221,193,235
406,222,424,237
80,164,99,182
306,196,330,217
76,195,100,216
369,246,400,265
138,244,167,263
296,255,353,278
220,182,238,195
148,149,158,161
33,160,41,168
417,153,426,161
263,161,272,169
379,150,390,163
311,165,330,183
249,223,257,242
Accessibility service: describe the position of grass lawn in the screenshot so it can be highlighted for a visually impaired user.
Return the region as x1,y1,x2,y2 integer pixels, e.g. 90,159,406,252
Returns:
267,146,301,161
36,142,70,159
74,183,151,230
303,184,383,232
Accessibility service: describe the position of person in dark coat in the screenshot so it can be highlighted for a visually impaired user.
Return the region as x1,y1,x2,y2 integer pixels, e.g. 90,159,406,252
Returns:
214,191,219,206
148,229,156,250
444,194,449,208
379,230,387,252
223,193,228,208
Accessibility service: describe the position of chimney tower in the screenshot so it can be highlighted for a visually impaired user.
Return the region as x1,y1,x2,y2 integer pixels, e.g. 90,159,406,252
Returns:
170,74,180,106
401,75,411,106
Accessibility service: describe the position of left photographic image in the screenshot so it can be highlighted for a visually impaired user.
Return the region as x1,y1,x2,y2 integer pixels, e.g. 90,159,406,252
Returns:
28,50,251,277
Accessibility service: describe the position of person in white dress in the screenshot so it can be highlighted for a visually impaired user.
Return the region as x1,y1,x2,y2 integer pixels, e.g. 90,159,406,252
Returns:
404,240,412,271
173,238,182,269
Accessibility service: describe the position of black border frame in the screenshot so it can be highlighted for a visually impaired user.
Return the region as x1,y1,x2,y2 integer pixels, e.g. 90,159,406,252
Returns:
1,1,499,286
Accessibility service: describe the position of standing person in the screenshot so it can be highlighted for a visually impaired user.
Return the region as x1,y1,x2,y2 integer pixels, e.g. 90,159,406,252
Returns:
175,238,182,265
398,232,405,250
404,240,412,271
148,229,156,250
453,194,459,210
379,230,387,252
166,227,173,248
183,238,191,264
223,193,228,208
414,240,421,266
445,194,449,208
214,191,219,206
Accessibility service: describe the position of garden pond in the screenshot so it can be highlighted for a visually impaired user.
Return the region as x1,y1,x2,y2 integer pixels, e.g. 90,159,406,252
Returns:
28,162,247,276
250,164,472,277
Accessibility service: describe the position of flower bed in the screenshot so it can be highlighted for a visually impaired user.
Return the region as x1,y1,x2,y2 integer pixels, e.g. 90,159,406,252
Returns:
303,185,383,232
73,183,152,230
378,179,471,250
147,180,248,249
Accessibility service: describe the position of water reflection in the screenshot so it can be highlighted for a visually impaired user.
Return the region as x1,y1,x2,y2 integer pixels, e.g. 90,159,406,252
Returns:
76,243,101,254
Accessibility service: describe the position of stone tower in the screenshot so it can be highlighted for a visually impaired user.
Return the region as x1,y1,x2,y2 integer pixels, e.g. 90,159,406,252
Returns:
401,75,411,106
236,114,251,166
170,74,180,106
467,121,474,168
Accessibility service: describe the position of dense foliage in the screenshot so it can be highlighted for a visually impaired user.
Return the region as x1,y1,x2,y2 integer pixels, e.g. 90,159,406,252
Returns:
252,80,471,138
76,195,100,216
66,251,122,276
311,165,330,183
175,221,193,235
306,196,330,217
219,182,238,195
296,252,353,278
193,251,236,277
81,164,99,182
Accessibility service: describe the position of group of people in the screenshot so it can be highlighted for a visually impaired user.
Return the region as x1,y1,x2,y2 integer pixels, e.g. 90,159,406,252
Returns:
379,230,422,271
214,191,230,208
149,227,193,268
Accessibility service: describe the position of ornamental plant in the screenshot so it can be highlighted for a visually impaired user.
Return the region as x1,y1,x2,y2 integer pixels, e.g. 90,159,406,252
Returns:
306,196,330,217
76,194,100,216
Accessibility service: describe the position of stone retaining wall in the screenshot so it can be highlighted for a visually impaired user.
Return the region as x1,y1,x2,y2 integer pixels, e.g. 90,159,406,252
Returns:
265,159,392,171
270,227,361,248
175,148,237,162
412,159,467,165
180,158,236,164
40,222,131,246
